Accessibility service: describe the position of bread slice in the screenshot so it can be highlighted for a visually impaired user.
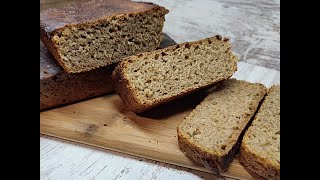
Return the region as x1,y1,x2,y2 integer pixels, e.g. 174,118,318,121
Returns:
40,0,168,73
239,85,280,180
177,79,267,172
111,35,238,113
40,41,114,111
40,33,176,111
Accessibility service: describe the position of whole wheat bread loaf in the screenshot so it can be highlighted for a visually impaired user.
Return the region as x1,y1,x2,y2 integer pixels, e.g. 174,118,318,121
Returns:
40,34,176,111
40,41,114,111
177,79,267,172
40,0,168,73
111,35,238,113
239,85,280,180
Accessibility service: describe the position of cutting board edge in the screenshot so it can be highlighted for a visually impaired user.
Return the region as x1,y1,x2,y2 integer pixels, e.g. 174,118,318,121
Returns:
40,131,259,180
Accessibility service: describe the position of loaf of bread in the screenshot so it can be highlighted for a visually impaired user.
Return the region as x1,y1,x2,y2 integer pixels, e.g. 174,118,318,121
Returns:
40,0,168,73
111,35,238,113
40,33,176,111
239,85,280,180
177,79,267,172
40,41,114,111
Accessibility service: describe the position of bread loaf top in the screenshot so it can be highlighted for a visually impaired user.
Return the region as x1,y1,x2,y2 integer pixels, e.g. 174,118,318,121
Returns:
40,0,168,35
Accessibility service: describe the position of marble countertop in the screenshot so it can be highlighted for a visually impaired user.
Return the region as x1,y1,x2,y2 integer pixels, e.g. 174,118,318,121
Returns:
150,0,280,71
40,0,280,179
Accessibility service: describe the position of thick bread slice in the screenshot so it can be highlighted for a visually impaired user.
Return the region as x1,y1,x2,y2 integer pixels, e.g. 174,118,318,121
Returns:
40,33,176,111
40,0,168,73
239,85,280,180
111,35,238,113
177,79,267,172
40,41,114,111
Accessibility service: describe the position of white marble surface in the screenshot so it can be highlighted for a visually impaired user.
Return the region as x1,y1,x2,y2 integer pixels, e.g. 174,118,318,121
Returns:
41,0,280,179
41,135,226,180
40,62,280,180
138,0,280,70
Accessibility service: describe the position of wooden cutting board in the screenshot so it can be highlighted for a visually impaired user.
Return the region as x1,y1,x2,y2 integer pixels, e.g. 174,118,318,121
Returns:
40,61,279,180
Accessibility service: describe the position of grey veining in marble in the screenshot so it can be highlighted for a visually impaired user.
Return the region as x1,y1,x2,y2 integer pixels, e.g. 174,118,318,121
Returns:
136,0,280,71
40,1,280,179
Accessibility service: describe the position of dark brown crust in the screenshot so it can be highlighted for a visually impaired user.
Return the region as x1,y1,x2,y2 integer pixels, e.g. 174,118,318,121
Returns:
40,41,115,111
112,65,224,113
40,0,169,73
40,0,167,34
40,69,114,111
111,62,141,112
177,114,259,173
177,128,220,172
111,35,237,113
239,85,280,180
239,145,280,180
176,80,267,173
40,27,71,73
40,33,176,111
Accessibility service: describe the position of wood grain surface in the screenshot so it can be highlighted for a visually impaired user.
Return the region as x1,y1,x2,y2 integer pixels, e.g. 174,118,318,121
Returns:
40,62,279,180
138,0,280,71
40,0,280,179
41,134,234,180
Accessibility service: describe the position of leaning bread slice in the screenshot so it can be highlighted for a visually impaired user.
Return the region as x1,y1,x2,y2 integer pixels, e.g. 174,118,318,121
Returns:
111,35,238,113
239,85,280,180
177,79,267,172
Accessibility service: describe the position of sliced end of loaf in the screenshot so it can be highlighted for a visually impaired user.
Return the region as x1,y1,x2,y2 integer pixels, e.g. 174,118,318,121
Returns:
177,79,267,172
41,6,168,73
112,35,238,113
239,85,280,180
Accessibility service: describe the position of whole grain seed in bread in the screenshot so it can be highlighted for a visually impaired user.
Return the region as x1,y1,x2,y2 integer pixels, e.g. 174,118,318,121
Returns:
239,85,280,180
177,79,267,172
111,35,238,113
40,0,168,73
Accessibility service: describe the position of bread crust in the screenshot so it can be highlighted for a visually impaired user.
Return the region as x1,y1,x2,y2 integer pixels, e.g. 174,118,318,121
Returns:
40,41,115,111
40,0,167,34
112,63,225,113
40,28,68,73
40,33,176,111
177,125,249,172
239,142,280,180
111,36,238,113
239,85,280,180
40,0,169,73
176,80,267,172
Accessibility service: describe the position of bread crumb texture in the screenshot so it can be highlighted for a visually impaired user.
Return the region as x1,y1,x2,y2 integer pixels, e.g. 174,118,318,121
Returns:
240,85,280,180
177,79,267,172
40,0,168,73
112,35,238,112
